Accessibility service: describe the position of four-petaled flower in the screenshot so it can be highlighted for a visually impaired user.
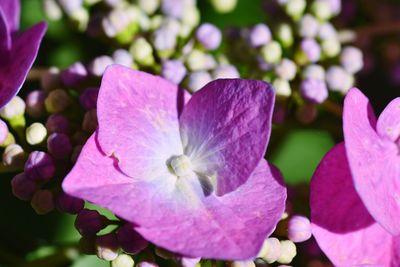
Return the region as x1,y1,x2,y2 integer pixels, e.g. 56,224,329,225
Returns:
63,65,287,260
0,0,47,108
311,88,400,266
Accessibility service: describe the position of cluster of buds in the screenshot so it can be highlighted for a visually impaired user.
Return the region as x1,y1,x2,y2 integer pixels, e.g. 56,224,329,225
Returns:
226,0,364,124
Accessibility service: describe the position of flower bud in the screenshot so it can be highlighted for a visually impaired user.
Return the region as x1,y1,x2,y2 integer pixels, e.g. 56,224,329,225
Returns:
303,64,325,80
212,65,240,79
69,7,89,31
75,209,107,236
275,59,297,81
3,144,25,167
230,261,255,267
89,56,114,77
0,96,25,119
181,6,200,28
153,27,177,55
186,50,209,71
249,23,271,47
47,133,73,160
318,22,337,40
273,79,292,97
340,46,363,74
277,24,294,48
24,151,56,182
26,90,46,118
43,0,63,20
187,71,212,92
288,215,312,243
46,114,70,134
40,67,61,91
326,66,354,93
11,173,38,201
196,23,222,50
80,87,99,111
112,49,133,68
56,192,84,214
82,109,98,133
161,60,187,85
31,189,55,215
210,0,237,13
300,79,328,104
300,38,321,63
26,123,47,145
112,254,134,267
117,223,148,254
96,233,119,261
138,0,159,15
0,119,8,145
130,38,154,66
179,257,200,267
321,38,340,58
261,41,282,64
311,0,332,21
45,89,71,113
298,14,319,38
58,0,82,15
284,0,306,20
137,262,158,267
277,240,297,264
258,237,281,263
61,62,88,87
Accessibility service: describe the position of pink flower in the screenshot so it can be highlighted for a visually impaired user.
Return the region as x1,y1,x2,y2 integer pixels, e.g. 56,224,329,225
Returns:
310,88,400,266
0,0,47,108
63,65,287,260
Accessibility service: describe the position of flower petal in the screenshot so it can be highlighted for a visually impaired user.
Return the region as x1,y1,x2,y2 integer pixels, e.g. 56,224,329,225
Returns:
377,97,400,142
0,9,10,51
344,88,400,235
97,65,190,180
63,135,286,260
179,79,275,195
0,0,20,32
311,143,393,266
0,22,47,108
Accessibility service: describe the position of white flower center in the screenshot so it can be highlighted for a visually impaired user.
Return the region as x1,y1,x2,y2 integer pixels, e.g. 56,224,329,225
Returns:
169,155,193,177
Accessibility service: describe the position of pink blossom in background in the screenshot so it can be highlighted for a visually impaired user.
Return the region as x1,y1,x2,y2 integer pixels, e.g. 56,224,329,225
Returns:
0,0,47,108
63,64,287,260
311,88,400,266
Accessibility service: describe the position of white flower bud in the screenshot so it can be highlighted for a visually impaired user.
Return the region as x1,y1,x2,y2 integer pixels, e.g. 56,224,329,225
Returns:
26,123,47,145
275,59,297,81
210,0,237,13
261,41,282,64
182,7,200,28
298,14,319,38
43,0,63,20
111,254,134,267
303,64,325,80
138,0,159,15
321,38,341,58
130,38,154,66
186,50,209,71
3,144,24,167
273,79,292,97
311,0,332,21
257,237,281,264
277,24,293,48
230,260,255,267
0,96,26,119
284,0,306,20
277,240,297,264
340,46,363,74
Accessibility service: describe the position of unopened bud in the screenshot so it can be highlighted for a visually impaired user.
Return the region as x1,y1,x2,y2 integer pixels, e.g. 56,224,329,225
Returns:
31,189,55,215
24,151,56,182
277,240,297,264
0,96,25,119
26,90,46,118
11,173,38,201
96,233,119,261
26,122,47,145
210,0,237,13
288,215,312,243
261,41,282,64
258,237,281,264
3,144,25,167
45,89,71,113
112,254,134,267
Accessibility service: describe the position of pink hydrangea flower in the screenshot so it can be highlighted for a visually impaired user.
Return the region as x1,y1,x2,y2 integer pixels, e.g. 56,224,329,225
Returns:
0,0,47,108
310,88,400,266
63,65,287,260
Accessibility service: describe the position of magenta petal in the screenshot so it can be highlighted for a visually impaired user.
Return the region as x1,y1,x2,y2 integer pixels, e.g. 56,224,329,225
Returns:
97,65,190,179
311,143,393,266
377,97,400,142
179,79,275,195
63,135,286,260
0,22,47,108
0,0,20,32
344,88,400,235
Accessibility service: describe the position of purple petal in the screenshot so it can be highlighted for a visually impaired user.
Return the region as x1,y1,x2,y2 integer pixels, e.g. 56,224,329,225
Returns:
376,97,400,142
0,22,47,108
97,65,190,179
0,0,20,32
179,79,275,195
311,143,394,266
0,9,10,51
63,135,286,260
343,88,400,235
